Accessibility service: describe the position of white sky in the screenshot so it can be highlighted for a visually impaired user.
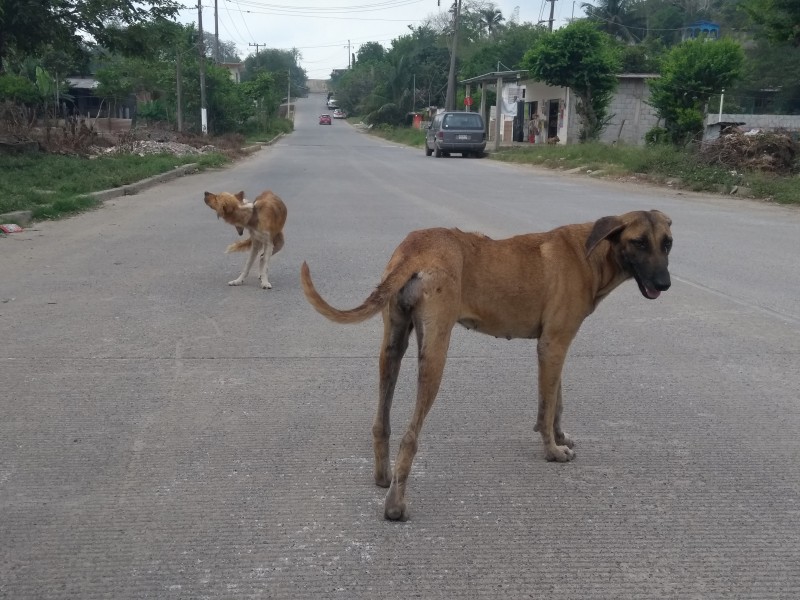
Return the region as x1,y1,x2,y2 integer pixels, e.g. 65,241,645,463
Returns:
179,0,585,80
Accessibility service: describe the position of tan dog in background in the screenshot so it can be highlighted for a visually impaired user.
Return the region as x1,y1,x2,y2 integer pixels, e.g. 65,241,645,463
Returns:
301,210,673,520
204,190,287,289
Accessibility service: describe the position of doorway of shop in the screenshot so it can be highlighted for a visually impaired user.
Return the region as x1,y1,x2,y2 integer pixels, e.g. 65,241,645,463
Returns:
547,99,560,140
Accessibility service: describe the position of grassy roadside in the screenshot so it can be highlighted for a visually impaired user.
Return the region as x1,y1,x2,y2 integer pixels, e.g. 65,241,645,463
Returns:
0,152,229,222
0,118,291,224
362,124,800,206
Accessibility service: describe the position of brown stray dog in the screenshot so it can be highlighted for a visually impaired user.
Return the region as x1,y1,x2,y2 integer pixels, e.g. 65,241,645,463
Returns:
301,210,673,521
204,190,287,289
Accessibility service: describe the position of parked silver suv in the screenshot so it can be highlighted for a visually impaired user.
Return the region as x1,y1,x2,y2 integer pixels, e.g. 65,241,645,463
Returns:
425,111,486,158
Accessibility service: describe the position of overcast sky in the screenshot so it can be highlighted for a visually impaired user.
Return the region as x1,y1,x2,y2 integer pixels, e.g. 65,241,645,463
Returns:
179,0,585,80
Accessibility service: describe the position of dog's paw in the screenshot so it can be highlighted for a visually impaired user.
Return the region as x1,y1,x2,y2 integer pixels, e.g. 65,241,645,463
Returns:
545,445,576,462
384,500,409,522
374,473,392,488
260,280,272,289
384,481,409,521
555,431,575,449
228,279,244,286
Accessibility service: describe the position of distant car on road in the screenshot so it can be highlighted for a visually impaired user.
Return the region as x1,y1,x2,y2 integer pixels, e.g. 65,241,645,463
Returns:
333,109,346,119
319,114,332,125
327,98,339,110
425,111,486,158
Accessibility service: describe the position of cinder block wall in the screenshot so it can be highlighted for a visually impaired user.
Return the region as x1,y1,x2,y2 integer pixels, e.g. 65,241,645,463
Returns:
599,79,660,146
706,114,800,131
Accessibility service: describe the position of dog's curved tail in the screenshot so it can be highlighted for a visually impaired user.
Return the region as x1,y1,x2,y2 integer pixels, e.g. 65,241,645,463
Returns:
300,260,413,324
225,232,284,255
226,239,252,253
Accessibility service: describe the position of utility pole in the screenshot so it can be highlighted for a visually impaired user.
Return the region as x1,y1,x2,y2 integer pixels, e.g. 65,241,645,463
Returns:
197,0,208,135
547,0,557,32
176,50,183,132
214,0,220,62
287,70,292,122
346,40,351,68
249,43,265,55
445,0,462,111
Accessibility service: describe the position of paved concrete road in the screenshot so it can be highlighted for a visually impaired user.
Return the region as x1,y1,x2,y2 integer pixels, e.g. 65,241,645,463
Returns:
2,96,799,599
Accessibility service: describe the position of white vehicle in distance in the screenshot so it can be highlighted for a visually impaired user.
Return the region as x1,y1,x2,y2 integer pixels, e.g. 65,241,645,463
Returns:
333,108,346,119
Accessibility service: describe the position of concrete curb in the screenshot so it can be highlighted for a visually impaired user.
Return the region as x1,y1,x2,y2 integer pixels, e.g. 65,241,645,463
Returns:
88,162,200,202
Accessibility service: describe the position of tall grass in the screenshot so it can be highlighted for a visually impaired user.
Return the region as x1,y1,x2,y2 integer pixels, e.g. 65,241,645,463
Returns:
0,152,228,220
363,125,799,204
493,143,799,204
367,124,427,147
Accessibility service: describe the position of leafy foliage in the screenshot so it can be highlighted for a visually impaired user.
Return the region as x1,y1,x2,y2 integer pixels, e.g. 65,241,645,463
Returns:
743,0,800,47
582,0,647,43
0,0,181,74
522,21,620,141
648,37,745,144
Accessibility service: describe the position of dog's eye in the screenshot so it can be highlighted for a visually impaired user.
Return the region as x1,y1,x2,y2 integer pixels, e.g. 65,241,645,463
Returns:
631,238,647,250
663,238,673,252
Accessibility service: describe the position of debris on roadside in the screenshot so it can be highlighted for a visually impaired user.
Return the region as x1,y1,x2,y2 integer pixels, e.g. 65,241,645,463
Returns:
699,128,798,174
0,224,24,234
92,139,217,157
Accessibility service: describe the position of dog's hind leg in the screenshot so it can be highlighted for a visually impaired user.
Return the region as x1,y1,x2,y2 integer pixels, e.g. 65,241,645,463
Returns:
229,242,260,286
258,237,275,289
373,298,413,489
384,294,457,521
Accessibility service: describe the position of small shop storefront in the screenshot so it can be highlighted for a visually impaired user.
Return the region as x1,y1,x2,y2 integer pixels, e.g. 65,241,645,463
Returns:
459,71,571,149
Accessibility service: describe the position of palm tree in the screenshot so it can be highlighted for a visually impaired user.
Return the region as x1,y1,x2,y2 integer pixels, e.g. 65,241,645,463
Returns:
581,0,645,43
479,5,504,38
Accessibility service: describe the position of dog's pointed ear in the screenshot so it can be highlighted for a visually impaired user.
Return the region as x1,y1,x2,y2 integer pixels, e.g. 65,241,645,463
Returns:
235,191,246,203
586,216,626,257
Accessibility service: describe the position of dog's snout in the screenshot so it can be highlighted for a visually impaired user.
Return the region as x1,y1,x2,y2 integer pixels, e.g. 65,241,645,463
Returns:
655,276,671,292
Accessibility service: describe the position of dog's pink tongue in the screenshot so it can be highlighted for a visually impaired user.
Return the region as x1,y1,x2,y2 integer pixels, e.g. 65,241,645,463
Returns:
646,287,661,299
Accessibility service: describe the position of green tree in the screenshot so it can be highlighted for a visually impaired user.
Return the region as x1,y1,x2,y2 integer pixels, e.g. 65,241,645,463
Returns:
242,48,306,98
743,0,800,47
0,73,38,104
582,0,647,43
648,37,744,144
478,5,505,38
201,32,241,63
355,42,386,65
461,22,547,78
0,0,181,74
240,71,281,125
522,21,621,141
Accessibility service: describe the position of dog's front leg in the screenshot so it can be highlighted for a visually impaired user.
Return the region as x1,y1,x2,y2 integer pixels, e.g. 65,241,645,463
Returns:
228,243,260,286
553,382,574,449
535,333,576,462
258,238,274,289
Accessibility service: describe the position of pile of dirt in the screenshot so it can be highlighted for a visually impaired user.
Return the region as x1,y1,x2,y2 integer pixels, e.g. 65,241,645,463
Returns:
699,130,798,174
